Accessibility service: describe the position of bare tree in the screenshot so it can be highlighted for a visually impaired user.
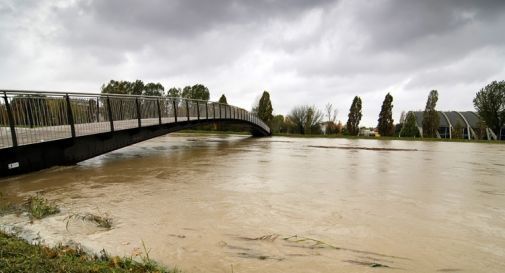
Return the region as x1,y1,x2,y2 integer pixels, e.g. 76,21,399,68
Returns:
288,105,323,134
324,103,338,134
288,105,308,134
325,103,338,123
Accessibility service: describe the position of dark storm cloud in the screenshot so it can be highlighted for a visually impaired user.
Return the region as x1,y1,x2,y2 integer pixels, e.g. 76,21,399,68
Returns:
86,0,335,34
52,0,336,46
354,0,505,51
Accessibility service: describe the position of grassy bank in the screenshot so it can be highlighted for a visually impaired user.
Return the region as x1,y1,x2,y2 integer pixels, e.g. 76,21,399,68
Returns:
0,193,175,273
0,231,174,273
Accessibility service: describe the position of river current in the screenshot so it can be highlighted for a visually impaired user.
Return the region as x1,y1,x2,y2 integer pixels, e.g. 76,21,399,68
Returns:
1,133,504,272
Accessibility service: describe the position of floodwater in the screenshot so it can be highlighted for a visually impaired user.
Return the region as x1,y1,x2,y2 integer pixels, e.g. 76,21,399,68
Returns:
1,134,505,273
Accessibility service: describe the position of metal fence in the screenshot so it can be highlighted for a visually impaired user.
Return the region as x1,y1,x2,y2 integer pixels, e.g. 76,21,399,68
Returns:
0,90,270,149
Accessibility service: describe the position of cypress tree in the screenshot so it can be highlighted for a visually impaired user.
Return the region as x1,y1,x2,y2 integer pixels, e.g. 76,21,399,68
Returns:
422,90,440,138
257,91,273,125
346,96,362,135
218,94,228,104
377,93,394,136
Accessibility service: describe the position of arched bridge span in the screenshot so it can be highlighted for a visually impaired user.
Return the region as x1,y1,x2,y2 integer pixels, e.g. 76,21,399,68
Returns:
0,90,271,177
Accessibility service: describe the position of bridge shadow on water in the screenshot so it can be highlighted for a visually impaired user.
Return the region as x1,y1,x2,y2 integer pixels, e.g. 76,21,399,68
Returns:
0,133,268,196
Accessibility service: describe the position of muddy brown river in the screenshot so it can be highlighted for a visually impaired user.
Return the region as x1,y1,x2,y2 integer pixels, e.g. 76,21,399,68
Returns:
1,133,504,272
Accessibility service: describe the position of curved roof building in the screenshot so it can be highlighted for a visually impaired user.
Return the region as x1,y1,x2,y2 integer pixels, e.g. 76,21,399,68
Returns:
406,111,501,140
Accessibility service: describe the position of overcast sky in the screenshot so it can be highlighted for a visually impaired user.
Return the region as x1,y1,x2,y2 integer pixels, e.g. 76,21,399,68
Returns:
1,0,504,126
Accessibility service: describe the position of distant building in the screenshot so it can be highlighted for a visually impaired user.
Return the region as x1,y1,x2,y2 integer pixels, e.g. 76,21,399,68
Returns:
359,128,379,137
406,111,503,140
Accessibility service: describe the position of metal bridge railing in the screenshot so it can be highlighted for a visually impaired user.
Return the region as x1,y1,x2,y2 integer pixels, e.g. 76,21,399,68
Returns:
0,90,270,149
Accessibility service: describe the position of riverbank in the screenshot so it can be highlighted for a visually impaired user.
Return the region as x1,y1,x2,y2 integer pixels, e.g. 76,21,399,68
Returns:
179,129,503,144
0,230,174,273
272,132,503,143
0,193,175,273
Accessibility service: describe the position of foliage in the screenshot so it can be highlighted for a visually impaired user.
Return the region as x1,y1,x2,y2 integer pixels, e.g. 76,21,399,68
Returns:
218,94,228,104
257,91,273,126
270,114,286,134
143,83,165,96
422,90,440,138
0,231,174,273
346,96,362,136
101,80,165,96
65,213,113,230
287,105,323,134
400,112,419,137
473,80,505,135
377,93,395,136
335,121,343,134
181,84,210,101
25,193,60,219
452,121,464,139
166,87,181,98
474,120,488,140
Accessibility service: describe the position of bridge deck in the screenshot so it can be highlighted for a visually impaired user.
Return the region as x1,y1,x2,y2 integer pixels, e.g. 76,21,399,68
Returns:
1,90,270,150
0,117,211,148
0,90,270,176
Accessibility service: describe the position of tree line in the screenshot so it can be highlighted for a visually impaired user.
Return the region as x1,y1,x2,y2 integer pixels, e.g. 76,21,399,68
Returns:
257,80,505,139
2,79,503,138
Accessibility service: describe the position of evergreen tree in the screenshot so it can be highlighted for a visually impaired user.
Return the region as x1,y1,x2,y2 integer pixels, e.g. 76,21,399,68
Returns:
422,90,440,138
218,94,228,104
257,91,273,125
346,96,362,135
377,93,394,136
400,112,419,137
473,80,505,135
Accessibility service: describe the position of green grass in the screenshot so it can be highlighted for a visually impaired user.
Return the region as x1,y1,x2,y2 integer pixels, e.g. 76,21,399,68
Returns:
0,231,176,273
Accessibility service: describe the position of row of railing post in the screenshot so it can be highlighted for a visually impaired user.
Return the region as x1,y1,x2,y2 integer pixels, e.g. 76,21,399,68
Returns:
1,91,269,149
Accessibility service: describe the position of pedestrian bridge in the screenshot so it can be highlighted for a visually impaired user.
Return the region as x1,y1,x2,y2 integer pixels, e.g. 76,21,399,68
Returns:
0,90,270,177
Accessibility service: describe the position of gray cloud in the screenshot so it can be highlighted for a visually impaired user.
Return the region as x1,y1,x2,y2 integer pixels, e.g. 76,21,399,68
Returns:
1,0,504,126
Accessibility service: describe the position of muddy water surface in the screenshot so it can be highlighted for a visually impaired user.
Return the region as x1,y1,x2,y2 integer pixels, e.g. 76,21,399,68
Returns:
1,134,505,272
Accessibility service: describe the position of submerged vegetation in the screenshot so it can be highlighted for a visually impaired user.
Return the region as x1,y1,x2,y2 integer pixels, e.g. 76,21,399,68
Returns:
0,231,174,273
25,193,60,219
65,213,113,230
